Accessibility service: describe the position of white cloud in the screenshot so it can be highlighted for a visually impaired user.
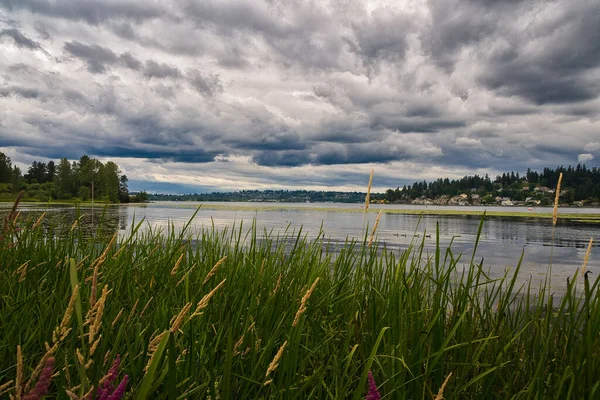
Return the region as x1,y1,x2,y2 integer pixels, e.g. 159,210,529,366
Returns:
584,142,600,152
578,153,594,163
455,137,482,148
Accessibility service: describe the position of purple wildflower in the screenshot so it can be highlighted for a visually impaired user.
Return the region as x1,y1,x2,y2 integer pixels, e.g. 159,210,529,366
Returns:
22,357,55,400
366,371,381,400
97,355,121,398
107,375,128,400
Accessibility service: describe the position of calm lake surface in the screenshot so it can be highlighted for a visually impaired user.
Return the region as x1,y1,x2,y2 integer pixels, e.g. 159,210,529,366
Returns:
2,201,599,294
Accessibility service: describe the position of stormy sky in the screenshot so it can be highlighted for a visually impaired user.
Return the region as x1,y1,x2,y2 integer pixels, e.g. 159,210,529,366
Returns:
1,0,599,193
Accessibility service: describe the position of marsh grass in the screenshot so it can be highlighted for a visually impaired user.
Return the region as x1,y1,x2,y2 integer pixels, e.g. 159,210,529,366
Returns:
0,207,599,399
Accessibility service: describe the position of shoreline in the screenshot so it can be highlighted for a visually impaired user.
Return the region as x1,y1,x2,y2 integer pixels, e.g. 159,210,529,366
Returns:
2,201,600,223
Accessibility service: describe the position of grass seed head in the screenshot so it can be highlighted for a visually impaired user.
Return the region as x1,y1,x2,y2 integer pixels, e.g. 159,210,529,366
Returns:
293,277,319,327
365,169,374,213
171,253,185,276
434,372,452,400
16,345,23,399
203,256,227,285
368,210,383,247
170,302,192,333
581,237,593,277
265,340,288,378
552,173,563,226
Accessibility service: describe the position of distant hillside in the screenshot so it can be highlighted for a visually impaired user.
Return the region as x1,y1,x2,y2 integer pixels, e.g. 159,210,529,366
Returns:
386,164,600,206
148,190,383,203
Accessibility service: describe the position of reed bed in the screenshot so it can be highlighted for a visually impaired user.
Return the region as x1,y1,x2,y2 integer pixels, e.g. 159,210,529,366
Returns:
0,208,599,399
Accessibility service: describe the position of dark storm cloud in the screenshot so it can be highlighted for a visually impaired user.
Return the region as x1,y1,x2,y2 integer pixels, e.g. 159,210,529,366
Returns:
0,0,165,25
1,0,599,190
0,28,42,50
252,150,312,167
64,41,142,73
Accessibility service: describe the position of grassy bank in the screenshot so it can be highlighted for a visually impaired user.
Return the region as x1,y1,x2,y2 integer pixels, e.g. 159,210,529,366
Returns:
0,209,599,399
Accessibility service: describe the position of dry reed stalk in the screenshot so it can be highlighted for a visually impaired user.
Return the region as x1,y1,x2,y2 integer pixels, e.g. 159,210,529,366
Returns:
126,299,139,324
171,253,185,276
292,277,319,326
434,372,452,400
111,308,125,328
88,285,110,347
99,231,118,260
233,322,256,356
271,274,282,296
176,264,196,287
144,331,167,372
365,169,374,213
90,262,100,308
111,244,126,259
15,345,23,399
54,284,79,343
70,217,79,232
191,279,226,317
581,237,593,277
552,173,563,226
15,261,30,283
0,380,13,396
368,210,383,247
203,256,227,285
90,335,102,357
140,297,154,318
265,340,288,378
170,302,192,334
75,256,89,271
63,354,71,388
2,190,23,235
259,259,266,277
32,212,46,230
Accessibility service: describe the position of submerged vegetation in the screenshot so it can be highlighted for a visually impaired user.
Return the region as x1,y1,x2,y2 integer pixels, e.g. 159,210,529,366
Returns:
0,197,599,399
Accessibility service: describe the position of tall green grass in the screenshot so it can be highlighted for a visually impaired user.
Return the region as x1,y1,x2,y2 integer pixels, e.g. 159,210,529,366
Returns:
0,208,598,399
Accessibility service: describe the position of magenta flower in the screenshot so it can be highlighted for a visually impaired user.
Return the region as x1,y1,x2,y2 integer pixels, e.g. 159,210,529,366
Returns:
366,371,381,400
107,375,128,400
22,357,55,400
96,355,128,400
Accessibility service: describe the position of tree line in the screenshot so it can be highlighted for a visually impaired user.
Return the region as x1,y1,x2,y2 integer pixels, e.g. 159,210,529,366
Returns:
386,164,600,204
0,152,145,203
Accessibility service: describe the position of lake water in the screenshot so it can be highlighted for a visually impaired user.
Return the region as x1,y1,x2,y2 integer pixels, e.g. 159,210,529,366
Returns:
2,201,599,294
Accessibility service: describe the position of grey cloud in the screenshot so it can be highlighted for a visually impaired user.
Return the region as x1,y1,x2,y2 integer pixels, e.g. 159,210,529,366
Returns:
0,85,41,99
187,69,223,96
349,8,413,66
476,0,600,104
0,27,42,50
143,60,181,79
0,0,165,25
1,0,599,188
64,41,142,73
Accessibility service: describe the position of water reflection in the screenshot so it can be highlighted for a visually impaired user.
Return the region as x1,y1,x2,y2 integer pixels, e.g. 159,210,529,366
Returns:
1,202,598,293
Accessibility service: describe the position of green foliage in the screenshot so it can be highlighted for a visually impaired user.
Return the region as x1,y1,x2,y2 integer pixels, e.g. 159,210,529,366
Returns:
387,164,600,204
0,213,599,398
0,151,127,203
